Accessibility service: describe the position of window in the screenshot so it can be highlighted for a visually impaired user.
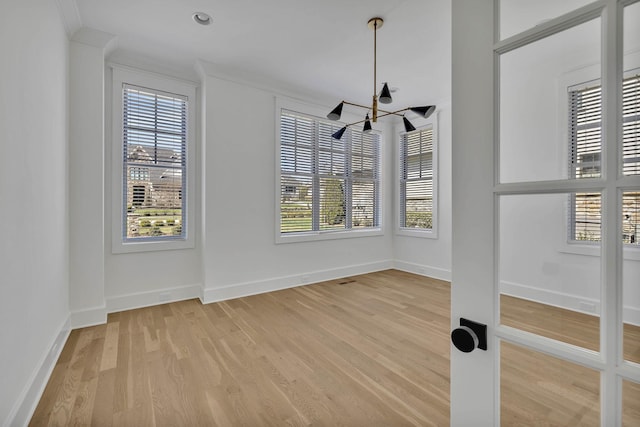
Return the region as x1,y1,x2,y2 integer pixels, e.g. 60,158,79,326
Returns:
111,67,195,253
132,185,146,207
399,122,437,236
569,72,640,246
278,108,380,240
129,166,149,181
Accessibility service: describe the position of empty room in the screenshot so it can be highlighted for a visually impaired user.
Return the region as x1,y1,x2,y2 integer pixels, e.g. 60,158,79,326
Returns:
1,0,639,425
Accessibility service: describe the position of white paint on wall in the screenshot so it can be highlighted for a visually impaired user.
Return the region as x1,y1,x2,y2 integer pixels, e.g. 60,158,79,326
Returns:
68,28,116,328
0,1,71,424
199,72,396,295
393,102,453,277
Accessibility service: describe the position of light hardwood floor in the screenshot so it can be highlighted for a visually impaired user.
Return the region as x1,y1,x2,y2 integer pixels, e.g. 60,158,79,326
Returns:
30,270,639,426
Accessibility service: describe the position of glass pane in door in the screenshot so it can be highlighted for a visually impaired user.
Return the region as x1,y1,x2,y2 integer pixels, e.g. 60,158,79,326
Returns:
499,193,601,350
500,19,600,184
623,2,640,177
622,191,640,364
501,341,600,425
623,379,640,427
623,3,640,367
499,0,594,40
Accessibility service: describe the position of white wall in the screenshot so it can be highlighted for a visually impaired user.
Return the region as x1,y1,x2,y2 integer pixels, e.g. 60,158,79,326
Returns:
392,0,452,281
200,71,395,301
68,28,116,327
393,103,453,281
98,52,396,312
103,64,203,313
0,1,71,425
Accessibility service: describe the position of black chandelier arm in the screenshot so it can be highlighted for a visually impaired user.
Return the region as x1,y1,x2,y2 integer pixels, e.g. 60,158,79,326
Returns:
341,100,405,117
341,106,413,128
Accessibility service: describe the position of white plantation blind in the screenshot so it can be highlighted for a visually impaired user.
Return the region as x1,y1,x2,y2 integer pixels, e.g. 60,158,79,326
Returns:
400,126,434,230
622,191,640,245
279,109,380,234
122,84,187,240
569,73,640,245
623,74,640,176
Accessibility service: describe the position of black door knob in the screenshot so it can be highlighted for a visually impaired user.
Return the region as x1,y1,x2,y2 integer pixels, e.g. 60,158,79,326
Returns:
451,318,487,353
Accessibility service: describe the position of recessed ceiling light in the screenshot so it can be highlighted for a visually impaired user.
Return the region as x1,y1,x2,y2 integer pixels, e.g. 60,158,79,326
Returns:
192,12,211,26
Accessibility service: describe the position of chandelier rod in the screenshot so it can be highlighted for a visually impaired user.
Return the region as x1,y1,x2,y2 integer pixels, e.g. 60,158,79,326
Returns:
338,107,413,128
341,100,403,117
372,18,380,122
326,17,436,139
373,17,377,110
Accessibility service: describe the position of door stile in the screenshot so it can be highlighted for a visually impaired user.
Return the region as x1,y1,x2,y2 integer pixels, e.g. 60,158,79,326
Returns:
601,1,624,425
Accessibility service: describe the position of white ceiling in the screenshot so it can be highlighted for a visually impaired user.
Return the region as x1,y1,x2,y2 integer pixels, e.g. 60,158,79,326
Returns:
71,0,451,109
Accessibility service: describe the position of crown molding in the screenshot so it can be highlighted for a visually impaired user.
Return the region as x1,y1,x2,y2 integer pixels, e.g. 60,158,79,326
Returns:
54,0,82,37
71,27,118,57
194,58,338,109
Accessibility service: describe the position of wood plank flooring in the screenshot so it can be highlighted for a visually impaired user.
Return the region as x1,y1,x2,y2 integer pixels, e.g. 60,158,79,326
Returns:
501,294,640,426
31,270,451,426
30,270,640,426
501,294,640,364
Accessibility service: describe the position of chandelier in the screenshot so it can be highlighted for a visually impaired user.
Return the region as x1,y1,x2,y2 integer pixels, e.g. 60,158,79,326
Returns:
327,17,436,140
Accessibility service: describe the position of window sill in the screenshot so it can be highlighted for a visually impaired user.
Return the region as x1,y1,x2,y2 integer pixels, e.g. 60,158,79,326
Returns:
276,227,383,244
559,242,640,261
396,228,438,239
112,237,195,254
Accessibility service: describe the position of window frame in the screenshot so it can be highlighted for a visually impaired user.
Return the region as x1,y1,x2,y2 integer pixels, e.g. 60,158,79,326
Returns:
111,65,196,253
566,68,640,249
275,97,383,244
397,114,439,239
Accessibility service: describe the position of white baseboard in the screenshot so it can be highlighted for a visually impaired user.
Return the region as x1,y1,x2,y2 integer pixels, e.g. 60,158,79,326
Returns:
201,260,394,304
70,305,107,329
5,316,71,427
624,306,640,327
106,283,202,314
393,260,452,282
501,280,640,326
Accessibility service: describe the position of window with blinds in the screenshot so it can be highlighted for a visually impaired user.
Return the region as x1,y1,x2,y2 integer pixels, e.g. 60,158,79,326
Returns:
400,126,435,231
122,84,187,241
279,109,380,236
569,72,640,245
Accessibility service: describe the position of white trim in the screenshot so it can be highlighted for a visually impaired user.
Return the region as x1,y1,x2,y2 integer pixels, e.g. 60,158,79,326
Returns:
494,2,604,54
396,228,439,239
397,112,440,239
106,283,202,313
501,279,640,326
53,0,82,37
501,279,601,315
276,228,384,244
560,242,640,260
492,2,637,425
201,260,393,304
110,65,197,254
393,260,452,282
196,59,339,109
70,305,107,329
559,52,640,250
4,316,71,427
274,96,385,244
71,28,118,54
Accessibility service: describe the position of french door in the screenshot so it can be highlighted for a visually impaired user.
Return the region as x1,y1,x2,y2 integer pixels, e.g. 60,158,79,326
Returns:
451,0,640,425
